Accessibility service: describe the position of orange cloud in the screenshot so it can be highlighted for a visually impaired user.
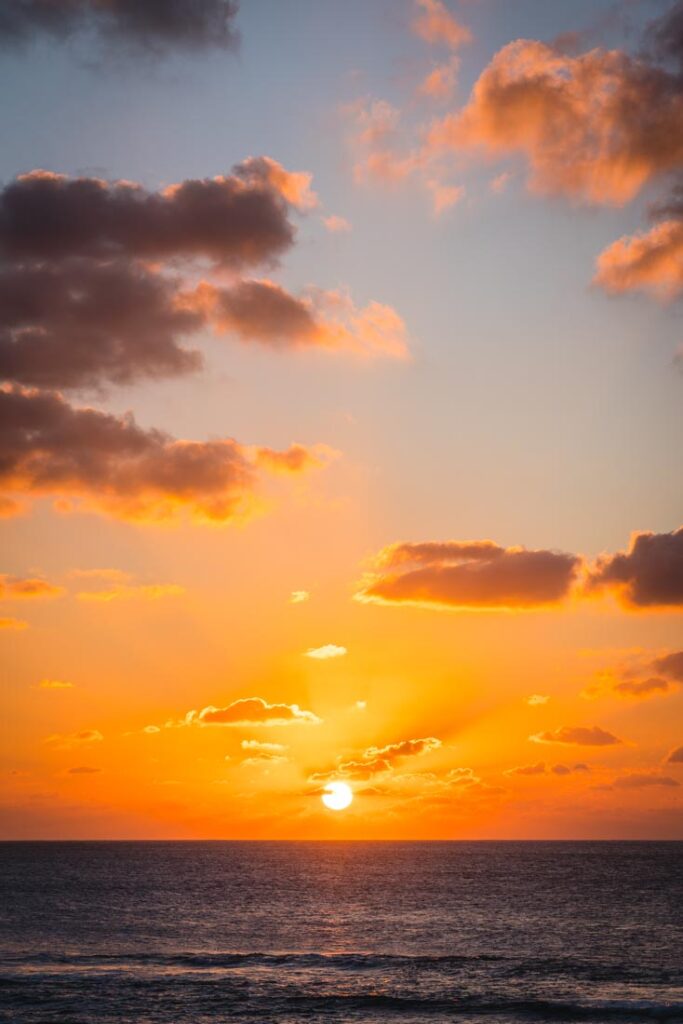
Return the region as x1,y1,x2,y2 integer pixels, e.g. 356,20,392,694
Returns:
0,386,326,524
418,58,460,101
311,736,441,783
530,726,622,747
527,694,550,706
358,538,580,610
613,676,672,698
505,761,546,776
184,279,410,360
37,679,74,689
594,218,683,297
587,527,683,608
0,575,64,600
322,215,351,233
429,40,683,205
194,697,321,727
46,729,103,749
412,0,471,51
0,616,28,630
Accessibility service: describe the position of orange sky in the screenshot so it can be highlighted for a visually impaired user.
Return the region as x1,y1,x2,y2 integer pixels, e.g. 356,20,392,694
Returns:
1,0,682,839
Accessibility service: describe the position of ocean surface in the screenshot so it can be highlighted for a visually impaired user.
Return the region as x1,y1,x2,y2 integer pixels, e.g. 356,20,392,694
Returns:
0,841,681,1023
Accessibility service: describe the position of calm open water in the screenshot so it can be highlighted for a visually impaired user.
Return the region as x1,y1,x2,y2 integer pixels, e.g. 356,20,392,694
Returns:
0,841,681,1023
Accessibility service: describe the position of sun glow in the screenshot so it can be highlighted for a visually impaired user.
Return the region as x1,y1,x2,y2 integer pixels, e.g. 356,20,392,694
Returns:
321,781,353,811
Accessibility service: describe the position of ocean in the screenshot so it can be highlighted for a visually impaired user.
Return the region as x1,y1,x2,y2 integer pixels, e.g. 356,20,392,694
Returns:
0,841,681,1023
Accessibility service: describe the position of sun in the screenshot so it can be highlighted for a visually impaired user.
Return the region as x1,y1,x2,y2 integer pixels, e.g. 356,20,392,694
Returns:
321,781,353,811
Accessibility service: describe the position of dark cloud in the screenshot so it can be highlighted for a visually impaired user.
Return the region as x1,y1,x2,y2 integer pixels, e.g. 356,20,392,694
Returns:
531,726,622,747
0,0,239,54
0,169,295,269
668,745,683,764
642,1,683,72
358,539,580,610
0,386,324,523
67,765,101,774
552,763,590,775
653,650,683,682
310,737,441,783
185,278,410,358
614,676,672,697
587,527,683,608
0,260,202,389
613,773,680,789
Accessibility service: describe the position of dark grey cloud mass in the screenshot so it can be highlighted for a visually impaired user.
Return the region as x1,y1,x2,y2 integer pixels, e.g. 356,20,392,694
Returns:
0,170,294,269
0,0,239,53
0,260,202,389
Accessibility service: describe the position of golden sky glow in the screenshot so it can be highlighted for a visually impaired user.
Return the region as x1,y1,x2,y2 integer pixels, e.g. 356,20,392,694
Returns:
1,0,682,840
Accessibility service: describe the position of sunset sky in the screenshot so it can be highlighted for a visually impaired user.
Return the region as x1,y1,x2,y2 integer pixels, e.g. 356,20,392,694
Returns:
1,0,682,840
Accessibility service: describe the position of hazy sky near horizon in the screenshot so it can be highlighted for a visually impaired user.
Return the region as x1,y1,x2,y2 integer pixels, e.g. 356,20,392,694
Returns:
1,0,682,839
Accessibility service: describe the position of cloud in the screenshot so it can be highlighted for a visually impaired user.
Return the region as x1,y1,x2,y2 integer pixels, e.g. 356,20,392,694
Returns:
505,761,546,776
76,580,184,602
490,171,511,194
0,616,28,630
67,766,101,775
185,279,410,359
641,1,683,72
668,745,683,764
241,740,286,753
0,574,64,599
527,694,550,706
593,217,683,299
290,590,310,604
552,763,590,775
427,180,465,216
0,166,298,269
312,736,441,783
0,260,203,390
418,58,460,101
613,676,672,698
322,215,351,233
37,679,73,689
240,739,288,765
428,39,683,205
46,729,103,749
530,725,622,747
613,773,679,789
412,0,471,51
0,386,325,523
654,650,683,682
587,527,683,608
194,697,321,727
0,0,240,54
233,156,318,212
304,644,346,660
357,538,580,610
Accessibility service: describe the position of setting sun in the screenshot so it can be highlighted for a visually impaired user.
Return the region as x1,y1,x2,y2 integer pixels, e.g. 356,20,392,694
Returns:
321,782,354,811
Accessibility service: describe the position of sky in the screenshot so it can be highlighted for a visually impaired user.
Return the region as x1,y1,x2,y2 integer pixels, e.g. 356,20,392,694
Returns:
1,0,682,840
